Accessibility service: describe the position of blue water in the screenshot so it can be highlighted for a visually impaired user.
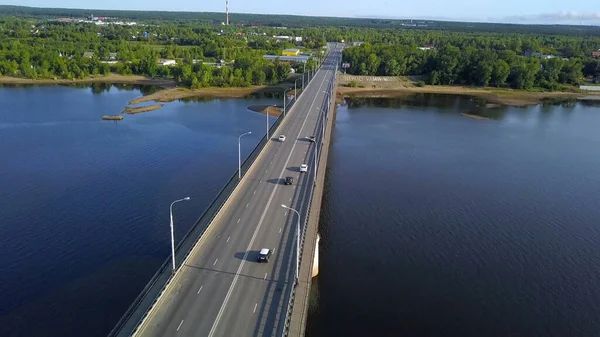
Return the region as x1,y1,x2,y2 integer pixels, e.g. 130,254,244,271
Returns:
308,95,600,337
0,85,278,337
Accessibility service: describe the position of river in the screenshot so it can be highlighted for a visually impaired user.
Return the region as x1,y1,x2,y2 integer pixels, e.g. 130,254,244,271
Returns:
3,87,600,337
306,94,600,337
0,84,279,337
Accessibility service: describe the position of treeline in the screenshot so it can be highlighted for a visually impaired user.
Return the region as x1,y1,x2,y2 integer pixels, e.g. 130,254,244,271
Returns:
4,5,600,35
0,17,323,86
343,37,600,90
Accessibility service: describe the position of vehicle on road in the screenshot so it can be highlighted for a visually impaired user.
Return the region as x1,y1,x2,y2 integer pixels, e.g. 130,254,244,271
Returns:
258,248,272,262
307,136,315,142
278,135,286,142
300,164,308,172
284,177,294,185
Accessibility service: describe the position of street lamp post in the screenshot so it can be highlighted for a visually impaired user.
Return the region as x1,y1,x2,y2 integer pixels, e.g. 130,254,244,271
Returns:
284,88,293,116
295,78,302,101
238,131,252,179
314,146,318,182
266,106,269,140
281,204,301,282
170,197,191,273
303,62,306,90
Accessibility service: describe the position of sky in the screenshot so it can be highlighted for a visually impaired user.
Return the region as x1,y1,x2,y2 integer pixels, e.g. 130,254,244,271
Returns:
7,0,600,25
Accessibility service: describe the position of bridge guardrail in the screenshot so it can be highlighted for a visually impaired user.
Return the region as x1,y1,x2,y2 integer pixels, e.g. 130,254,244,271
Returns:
279,65,331,337
109,83,305,337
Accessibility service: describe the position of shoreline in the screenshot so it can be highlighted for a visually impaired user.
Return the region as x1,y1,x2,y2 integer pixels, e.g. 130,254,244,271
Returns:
127,84,292,105
0,74,176,87
4,73,597,108
336,86,588,107
247,105,282,117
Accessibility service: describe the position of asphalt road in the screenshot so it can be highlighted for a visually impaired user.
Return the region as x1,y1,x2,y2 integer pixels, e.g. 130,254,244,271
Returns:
133,46,342,337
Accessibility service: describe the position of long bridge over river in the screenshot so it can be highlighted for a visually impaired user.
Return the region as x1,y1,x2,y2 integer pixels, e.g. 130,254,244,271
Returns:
110,42,342,337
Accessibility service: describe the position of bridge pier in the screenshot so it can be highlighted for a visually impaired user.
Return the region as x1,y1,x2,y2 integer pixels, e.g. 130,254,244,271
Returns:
312,234,320,278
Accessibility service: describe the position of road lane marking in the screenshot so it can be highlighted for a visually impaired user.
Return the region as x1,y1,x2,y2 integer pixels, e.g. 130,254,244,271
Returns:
279,228,282,234
254,190,256,195
237,218,241,223
246,203,249,208
207,59,329,337
264,273,268,280
197,286,203,294
226,236,230,243
285,212,288,216
289,197,292,201
253,303,258,313
213,259,218,266
177,320,184,331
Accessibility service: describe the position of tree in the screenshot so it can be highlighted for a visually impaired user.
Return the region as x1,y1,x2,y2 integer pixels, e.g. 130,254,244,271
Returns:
365,53,380,75
491,60,510,87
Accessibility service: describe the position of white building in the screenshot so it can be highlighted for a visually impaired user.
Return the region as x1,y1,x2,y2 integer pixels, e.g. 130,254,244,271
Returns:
158,59,176,66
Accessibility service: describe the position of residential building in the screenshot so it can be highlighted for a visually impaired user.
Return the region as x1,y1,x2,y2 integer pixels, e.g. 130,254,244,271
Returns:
158,59,176,66
282,48,301,56
263,55,309,63
418,44,435,51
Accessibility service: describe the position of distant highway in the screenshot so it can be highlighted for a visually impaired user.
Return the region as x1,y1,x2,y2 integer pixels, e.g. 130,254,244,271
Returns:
132,45,342,337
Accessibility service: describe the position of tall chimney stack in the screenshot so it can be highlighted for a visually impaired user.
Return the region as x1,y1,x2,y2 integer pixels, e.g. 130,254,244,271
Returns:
226,0,229,25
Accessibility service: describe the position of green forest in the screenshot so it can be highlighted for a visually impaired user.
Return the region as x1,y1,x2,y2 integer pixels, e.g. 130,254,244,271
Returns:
0,15,324,88
341,30,600,90
2,5,600,91
4,5,600,36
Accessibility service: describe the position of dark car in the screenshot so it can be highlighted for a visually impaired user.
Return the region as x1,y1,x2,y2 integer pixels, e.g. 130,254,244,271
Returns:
258,248,272,263
284,176,294,185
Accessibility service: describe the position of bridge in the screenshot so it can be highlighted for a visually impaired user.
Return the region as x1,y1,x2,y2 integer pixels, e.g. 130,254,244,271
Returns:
110,43,342,337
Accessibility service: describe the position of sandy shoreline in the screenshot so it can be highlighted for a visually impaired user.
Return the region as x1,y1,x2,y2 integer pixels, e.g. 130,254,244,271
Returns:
0,74,176,87
127,84,295,105
247,105,282,116
336,86,587,106
335,74,600,106
4,73,597,108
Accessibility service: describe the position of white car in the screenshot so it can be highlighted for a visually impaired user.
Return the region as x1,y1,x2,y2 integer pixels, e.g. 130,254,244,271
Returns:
300,164,308,172
278,135,286,142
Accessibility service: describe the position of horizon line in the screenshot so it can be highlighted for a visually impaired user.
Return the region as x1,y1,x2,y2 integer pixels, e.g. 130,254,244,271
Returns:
2,4,600,27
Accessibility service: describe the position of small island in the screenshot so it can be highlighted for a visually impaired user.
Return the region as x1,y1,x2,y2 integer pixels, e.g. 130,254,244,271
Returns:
122,104,164,114
101,115,124,121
